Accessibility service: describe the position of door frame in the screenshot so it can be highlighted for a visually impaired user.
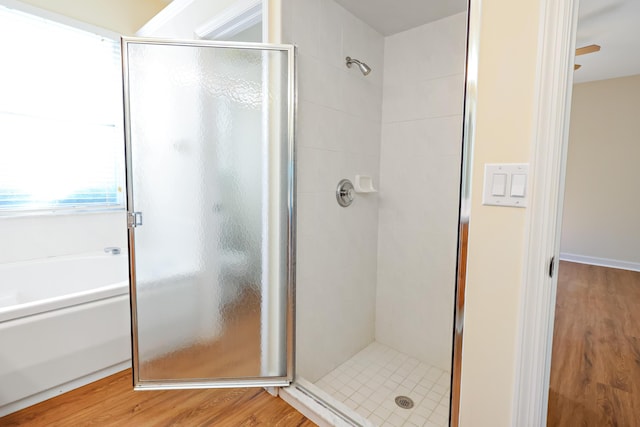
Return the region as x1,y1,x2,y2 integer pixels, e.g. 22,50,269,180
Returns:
194,0,264,41
136,0,269,42
121,37,297,390
511,0,579,424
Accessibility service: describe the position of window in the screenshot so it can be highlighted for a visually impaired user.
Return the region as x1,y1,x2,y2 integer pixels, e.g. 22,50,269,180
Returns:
0,5,124,213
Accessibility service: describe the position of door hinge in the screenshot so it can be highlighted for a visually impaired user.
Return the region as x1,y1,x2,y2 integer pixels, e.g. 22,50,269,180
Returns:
128,211,143,228
548,256,556,278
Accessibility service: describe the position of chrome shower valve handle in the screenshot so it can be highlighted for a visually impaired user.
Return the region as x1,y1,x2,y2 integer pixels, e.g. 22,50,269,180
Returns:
336,179,355,207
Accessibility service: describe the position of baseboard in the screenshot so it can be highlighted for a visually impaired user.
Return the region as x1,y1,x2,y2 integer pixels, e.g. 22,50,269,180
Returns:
559,253,640,272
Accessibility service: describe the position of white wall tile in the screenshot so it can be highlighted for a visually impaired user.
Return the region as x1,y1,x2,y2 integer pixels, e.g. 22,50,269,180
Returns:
361,25,385,85
286,0,465,378
376,13,466,370
296,146,349,194
416,74,465,119
381,117,463,160
283,0,383,382
382,34,414,85
382,74,465,123
296,190,378,381
297,101,347,152
317,0,344,68
384,12,467,84
381,82,416,123
280,0,293,43
298,54,342,109
295,146,320,194
341,114,381,156
416,13,467,80
341,11,367,67
290,0,320,54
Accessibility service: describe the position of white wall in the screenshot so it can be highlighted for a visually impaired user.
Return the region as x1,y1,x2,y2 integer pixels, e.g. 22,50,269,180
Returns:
281,0,384,382
560,74,640,269
376,12,466,371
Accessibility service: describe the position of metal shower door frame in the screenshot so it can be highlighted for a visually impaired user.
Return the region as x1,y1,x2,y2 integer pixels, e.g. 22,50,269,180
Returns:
121,37,296,390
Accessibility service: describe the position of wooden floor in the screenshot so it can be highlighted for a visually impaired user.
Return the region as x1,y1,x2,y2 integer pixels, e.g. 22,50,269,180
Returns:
0,370,315,426
547,261,640,426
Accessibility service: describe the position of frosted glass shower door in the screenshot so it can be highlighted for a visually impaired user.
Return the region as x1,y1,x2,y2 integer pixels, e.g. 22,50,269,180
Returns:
122,38,294,389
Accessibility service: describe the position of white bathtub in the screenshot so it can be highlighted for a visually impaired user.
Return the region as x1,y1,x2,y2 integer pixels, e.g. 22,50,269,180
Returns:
0,252,132,416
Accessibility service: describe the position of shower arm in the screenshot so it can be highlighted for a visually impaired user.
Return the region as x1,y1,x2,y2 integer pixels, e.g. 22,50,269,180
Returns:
345,56,371,76
346,56,362,67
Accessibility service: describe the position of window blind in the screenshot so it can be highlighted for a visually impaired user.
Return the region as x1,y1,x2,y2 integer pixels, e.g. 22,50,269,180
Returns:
0,5,124,213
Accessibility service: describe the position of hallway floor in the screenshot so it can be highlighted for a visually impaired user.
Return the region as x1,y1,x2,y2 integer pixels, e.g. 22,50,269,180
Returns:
315,342,450,427
547,261,640,426
0,369,315,426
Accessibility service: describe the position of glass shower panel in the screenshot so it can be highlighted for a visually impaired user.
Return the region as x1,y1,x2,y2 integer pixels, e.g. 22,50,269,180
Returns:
123,39,293,387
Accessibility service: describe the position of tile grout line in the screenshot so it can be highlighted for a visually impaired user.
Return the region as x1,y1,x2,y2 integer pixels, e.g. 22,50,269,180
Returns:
314,341,450,427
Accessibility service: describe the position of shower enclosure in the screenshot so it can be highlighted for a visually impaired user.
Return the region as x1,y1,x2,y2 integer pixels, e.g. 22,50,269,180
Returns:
123,38,295,388
123,1,468,426
285,1,467,426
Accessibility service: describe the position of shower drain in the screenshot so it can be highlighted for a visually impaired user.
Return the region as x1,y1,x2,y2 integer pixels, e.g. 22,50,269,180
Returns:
394,395,414,409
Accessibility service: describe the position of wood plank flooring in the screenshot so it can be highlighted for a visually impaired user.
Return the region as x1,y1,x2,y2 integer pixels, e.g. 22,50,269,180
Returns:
0,370,315,426
547,261,640,426
450,221,468,427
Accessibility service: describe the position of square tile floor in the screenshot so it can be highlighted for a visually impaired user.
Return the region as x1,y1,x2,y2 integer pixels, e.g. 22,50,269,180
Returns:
315,342,450,427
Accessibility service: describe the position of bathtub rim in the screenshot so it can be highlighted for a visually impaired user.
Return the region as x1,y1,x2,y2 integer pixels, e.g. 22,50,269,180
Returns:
0,281,129,323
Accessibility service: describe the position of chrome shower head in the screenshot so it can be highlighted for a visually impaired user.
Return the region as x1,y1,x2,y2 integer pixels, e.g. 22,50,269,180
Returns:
346,56,371,76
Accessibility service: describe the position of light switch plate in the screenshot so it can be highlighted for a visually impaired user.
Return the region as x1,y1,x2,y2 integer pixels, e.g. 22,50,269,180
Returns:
483,163,529,208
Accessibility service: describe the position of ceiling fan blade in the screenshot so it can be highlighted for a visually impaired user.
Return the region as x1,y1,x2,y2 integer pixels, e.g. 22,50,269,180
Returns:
574,64,582,70
576,44,601,56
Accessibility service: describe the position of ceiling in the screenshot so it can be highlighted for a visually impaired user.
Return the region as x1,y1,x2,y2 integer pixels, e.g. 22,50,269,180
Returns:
574,0,640,83
332,0,640,84
333,0,467,36
157,0,639,84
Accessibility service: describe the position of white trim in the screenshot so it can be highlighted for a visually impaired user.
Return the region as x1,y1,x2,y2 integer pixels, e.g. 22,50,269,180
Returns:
279,379,373,427
512,0,579,425
279,386,340,427
559,253,640,272
135,0,196,37
0,0,120,39
194,0,262,40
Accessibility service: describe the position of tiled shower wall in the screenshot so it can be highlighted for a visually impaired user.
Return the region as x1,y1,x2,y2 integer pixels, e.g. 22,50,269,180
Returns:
376,12,467,370
281,0,384,382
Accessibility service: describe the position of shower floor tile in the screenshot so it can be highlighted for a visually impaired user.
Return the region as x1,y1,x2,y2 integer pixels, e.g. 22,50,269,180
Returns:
315,342,450,427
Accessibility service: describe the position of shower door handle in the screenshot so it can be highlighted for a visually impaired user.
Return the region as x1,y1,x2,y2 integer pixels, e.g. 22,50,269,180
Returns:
128,211,143,228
